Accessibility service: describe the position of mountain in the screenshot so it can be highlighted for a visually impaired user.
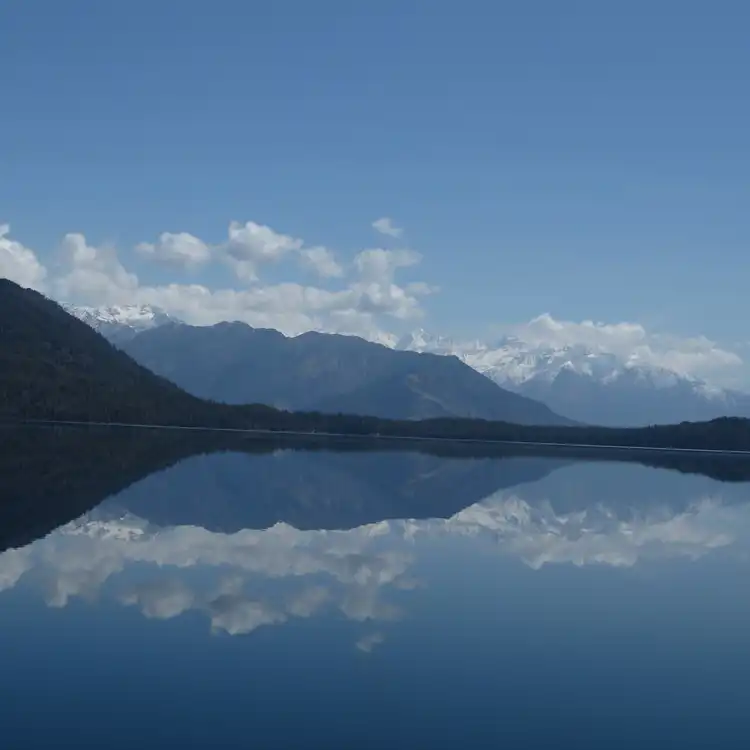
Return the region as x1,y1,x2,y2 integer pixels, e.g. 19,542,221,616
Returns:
5,281,749,451
71,304,750,426
399,331,750,426
67,304,750,426
63,303,176,344
119,321,572,424
0,279,249,426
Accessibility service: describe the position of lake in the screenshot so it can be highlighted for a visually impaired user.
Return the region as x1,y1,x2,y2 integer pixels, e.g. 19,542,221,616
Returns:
1,427,750,748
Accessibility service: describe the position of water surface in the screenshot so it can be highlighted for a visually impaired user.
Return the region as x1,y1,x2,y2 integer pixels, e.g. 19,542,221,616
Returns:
1,428,749,748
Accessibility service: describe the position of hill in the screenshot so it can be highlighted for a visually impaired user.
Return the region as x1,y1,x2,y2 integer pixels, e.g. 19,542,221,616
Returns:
2,280,750,452
0,279,237,425
119,321,571,424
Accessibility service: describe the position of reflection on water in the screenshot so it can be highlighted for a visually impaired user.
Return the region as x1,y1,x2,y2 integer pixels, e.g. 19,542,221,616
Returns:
2,428,750,748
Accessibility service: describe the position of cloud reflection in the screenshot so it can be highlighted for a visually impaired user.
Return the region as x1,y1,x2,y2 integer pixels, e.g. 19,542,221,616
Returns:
2,485,750,641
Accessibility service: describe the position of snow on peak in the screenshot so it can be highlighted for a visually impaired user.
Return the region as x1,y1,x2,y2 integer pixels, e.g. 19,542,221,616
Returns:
63,303,175,327
63,302,180,342
393,327,731,398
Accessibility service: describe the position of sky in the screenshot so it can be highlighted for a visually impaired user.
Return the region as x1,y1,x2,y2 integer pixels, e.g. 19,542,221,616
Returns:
2,0,749,386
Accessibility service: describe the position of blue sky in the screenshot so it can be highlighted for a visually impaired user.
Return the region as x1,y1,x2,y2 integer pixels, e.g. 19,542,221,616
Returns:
2,0,749,380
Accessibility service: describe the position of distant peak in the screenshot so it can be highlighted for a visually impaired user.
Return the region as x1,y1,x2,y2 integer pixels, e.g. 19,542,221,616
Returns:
63,302,181,342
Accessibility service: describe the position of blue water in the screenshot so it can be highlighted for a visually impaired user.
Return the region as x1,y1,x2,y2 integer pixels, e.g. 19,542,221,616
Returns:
2,445,750,748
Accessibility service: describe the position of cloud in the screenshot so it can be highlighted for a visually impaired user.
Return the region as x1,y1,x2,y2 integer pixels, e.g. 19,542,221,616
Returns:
372,217,403,239
0,549,32,593
507,313,744,387
1,218,432,341
53,232,139,305
299,246,344,279
3,218,745,387
224,220,303,282
2,475,749,643
207,594,286,636
0,224,47,290
0,515,413,636
136,232,211,270
354,248,420,282
286,585,330,617
119,578,195,620
355,632,385,653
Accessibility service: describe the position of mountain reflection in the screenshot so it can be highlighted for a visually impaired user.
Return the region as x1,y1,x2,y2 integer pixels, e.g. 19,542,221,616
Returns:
1,427,749,638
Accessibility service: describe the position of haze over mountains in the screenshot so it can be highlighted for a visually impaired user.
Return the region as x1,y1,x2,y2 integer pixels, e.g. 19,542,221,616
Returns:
68,303,750,426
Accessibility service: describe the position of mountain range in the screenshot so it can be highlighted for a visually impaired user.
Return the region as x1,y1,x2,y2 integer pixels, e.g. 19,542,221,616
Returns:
0,280,572,430
117,319,569,423
400,330,750,426
65,303,750,426
4,281,749,452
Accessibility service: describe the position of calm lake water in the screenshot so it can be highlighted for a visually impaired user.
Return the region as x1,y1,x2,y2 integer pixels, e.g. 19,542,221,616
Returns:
2,429,750,748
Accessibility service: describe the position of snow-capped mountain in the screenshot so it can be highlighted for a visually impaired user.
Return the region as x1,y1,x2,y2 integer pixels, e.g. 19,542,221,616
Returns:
397,330,750,426
63,305,750,426
62,303,178,344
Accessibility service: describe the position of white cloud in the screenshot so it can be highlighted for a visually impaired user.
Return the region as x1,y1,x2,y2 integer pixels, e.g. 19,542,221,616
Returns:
354,248,420,281
0,223,47,290
3,218,746,388
226,220,303,260
372,217,403,239
508,313,744,387
18,220,432,339
53,233,138,306
136,232,211,270
299,246,344,279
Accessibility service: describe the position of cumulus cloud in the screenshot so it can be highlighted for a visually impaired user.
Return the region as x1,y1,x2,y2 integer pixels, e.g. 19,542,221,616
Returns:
0,218,433,340
0,224,47,290
53,233,139,305
506,313,744,386
299,246,344,279
372,217,403,239
136,232,211,270
1,218,745,387
224,220,303,282
354,248,420,281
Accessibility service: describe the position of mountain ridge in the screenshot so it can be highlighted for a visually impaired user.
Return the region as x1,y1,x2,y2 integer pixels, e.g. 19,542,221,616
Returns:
119,318,573,424
65,303,750,426
5,281,750,454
